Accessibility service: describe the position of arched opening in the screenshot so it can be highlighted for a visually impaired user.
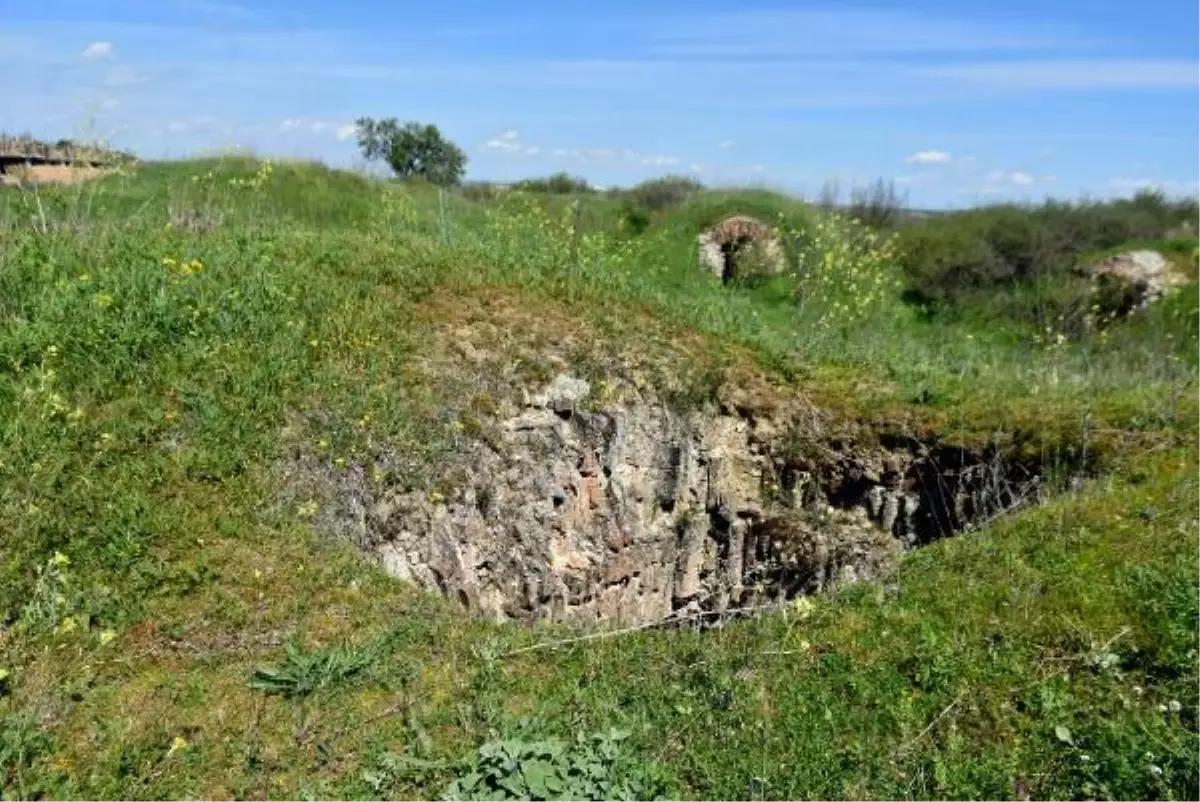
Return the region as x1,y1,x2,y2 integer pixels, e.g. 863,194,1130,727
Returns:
720,236,753,284
698,215,785,284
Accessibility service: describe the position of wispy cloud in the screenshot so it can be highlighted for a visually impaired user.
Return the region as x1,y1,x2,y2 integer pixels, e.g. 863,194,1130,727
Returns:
642,9,1078,57
1108,177,1199,195
981,169,1056,192
484,129,522,150
165,116,222,134
280,118,359,140
484,131,677,166
921,59,1198,89
81,40,114,60
906,150,952,164
642,155,679,167
177,1,257,20
718,140,736,149
101,64,153,87
483,129,541,155
991,170,1036,186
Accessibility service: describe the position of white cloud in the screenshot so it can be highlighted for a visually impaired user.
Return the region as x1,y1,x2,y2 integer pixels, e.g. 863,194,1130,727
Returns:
906,150,951,164
81,41,114,60
1038,148,1055,157
485,129,523,151
690,163,706,173
718,139,736,149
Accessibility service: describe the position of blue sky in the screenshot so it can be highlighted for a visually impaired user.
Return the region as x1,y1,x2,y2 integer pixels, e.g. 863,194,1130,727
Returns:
2,0,1196,206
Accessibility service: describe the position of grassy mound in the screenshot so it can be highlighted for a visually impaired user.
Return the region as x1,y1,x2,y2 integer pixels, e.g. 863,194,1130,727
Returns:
0,158,1195,799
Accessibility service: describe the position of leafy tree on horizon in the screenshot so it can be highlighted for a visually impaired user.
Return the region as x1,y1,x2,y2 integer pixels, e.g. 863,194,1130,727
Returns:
355,117,467,186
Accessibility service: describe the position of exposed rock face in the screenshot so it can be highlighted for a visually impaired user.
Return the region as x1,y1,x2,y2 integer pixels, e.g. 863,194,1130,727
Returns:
697,215,786,283
310,374,1044,627
1080,250,1187,311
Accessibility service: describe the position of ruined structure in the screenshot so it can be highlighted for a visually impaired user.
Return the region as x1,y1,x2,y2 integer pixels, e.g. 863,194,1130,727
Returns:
696,215,786,283
294,373,1047,628
0,134,131,185
1079,250,1189,313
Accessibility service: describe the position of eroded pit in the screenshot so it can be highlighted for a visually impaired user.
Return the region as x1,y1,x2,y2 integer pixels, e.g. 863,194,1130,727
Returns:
294,374,1067,628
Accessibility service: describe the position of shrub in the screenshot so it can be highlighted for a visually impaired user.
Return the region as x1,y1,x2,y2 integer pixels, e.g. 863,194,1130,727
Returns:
975,207,1068,279
512,172,594,194
619,200,651,235
847,179,908,229
458,182,508,203
896,193,1199,311
898,221,1010,304
623,175,704,211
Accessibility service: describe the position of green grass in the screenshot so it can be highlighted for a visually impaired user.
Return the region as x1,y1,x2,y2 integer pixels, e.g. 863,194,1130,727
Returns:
0,158,1196,800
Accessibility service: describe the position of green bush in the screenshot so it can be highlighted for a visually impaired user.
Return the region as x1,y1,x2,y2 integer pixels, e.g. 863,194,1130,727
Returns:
899,221,1010,304
846,179,908,229
897,192,1198,313
621,175,704,212
512,172,595,195
619,200,651,235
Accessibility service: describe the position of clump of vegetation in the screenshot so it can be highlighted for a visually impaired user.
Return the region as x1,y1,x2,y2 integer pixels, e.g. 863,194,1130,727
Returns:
355,118,467,186
897,190,1196,306
817,178,909,229
620,174,705,212
443,728,665,801
247,634,397,699
512,172,595,195
608,175,706,234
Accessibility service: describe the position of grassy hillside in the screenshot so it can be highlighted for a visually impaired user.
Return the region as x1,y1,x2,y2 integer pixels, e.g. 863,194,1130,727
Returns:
0,157,1196,800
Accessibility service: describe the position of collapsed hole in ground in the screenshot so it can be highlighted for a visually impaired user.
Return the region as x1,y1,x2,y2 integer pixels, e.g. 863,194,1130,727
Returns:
296,376,1088,629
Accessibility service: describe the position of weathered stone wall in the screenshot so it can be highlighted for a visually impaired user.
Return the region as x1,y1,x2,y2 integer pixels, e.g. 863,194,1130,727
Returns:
1080,250,1188,311
299,373,1045,627
697,215,786,281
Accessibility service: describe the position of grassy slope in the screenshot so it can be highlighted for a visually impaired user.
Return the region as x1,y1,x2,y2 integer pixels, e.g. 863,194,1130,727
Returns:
0,158,1196,800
